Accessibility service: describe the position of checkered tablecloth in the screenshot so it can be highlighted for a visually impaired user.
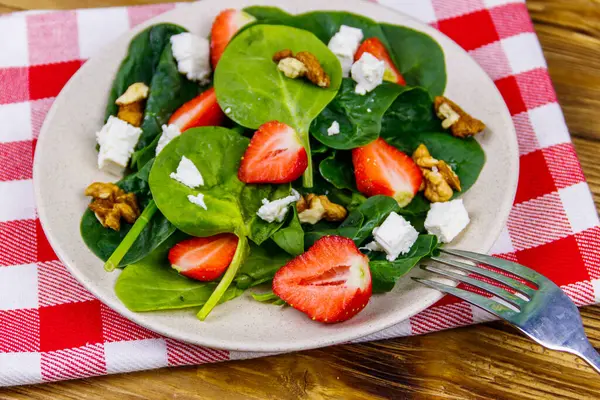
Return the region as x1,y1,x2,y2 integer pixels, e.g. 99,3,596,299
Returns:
1,0,599,387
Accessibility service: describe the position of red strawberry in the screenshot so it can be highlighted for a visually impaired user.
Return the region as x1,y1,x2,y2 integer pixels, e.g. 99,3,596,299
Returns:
352,138,422,207
272,236,371,323
355,38,406,85
168,88,225,132
210,9,256,68
168,234,239,281
238,121,308,184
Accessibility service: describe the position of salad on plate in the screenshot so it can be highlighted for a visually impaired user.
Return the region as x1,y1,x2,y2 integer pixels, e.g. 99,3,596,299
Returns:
80,6,487,323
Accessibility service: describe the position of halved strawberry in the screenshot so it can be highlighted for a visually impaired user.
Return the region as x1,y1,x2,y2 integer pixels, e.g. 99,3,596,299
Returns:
352,138,422,207
210,9,256,68
168,234,239,281
355,38,406,85
273,236,371,323
238,121,308,184
168,88,225,132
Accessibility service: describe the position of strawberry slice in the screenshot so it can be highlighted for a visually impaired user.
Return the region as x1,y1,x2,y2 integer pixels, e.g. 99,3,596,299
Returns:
355,38,406,85
238,121,308,184
352,138,422,207
210,9,256,68
168,88,225,132
168,234,239,281
273,236,371,323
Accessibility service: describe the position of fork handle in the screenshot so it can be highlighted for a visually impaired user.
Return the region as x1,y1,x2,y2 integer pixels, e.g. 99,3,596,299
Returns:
569,336,600,374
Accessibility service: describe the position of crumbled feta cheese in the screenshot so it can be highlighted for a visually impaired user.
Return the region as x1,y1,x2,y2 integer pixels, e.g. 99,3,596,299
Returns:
170,156,204,188
367,108,372,113
170,33,211,84
372,212,419,261
188,193,207,210
225,107,232,114
360,241,384,252
327,121,340,136
256,189,300,223
96,116,142,176
424,199,470,243
156,124,182,155
351,52,385,95
328,25,364,77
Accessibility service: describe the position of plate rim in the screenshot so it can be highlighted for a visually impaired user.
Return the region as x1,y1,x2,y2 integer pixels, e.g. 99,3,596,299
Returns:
34,0,519,352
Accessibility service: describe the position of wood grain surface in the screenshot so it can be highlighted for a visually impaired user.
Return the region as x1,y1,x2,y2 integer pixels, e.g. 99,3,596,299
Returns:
2,0,600,399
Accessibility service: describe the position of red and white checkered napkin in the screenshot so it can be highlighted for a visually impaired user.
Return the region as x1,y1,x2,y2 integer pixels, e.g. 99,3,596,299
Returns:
1,0,598,387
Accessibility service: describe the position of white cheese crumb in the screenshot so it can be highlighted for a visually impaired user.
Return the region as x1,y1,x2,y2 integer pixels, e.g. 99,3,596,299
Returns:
351,52,385,95
327,121,340,136
328,25,364,77
256,189,301,223
156,124,182,156
372,212,419,261
187,193,207,210
96,116,142,176
225,107,232,114
424,199,470,243
360,241,384,252
170,156,204,188
367,108,372,113
170,33,211,84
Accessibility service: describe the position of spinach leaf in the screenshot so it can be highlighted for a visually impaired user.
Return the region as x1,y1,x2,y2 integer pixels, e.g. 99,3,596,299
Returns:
132,43,202,169
338,195,400,246
80,161,176,268
251,291,286,306
318,150,355,191
369,234,439,293
105,23,188,120
387,132,485,195
242,184,292,245
214,24,342,187
235,242,292,289
311,79,406,149
115,233,243,311
380,24,446,97
380,87,442,138
243,5,292,21
272,207,304,256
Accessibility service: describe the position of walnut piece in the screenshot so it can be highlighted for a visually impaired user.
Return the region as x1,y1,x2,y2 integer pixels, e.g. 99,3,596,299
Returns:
434,96,485,138
85,182,140,231
277,58,308,79
115,82,149,105
297,194,347,224
115,82,149,127
273,50,330,88
412,143,461,202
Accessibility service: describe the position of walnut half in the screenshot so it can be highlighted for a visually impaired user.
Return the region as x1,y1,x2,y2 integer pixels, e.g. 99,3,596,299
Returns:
434,96,485,138
85,182,140,231
297,194,347,224
412,144,461,203
116,82,149,127
273,49,330,88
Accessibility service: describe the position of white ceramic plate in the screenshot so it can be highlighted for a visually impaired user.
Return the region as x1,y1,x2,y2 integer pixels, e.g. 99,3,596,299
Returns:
34,0,518,352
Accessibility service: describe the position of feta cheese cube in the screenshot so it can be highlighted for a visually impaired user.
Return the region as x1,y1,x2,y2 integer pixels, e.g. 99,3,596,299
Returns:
351,52,384,95
188,193,207,210
327,121,340,136
96,116,142,176
328,25,364,77
256,189,300,223
156,124,181,156
170,156,204,188
170,33,211,84
424,199,470,243
373,212,419,261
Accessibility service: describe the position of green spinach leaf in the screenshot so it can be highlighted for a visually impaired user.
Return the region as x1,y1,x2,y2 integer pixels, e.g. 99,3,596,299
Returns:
380,87,442,138
251,291,286,306
235,242,292,289
115,233,243,311
311,79,406,149
214,24,342,187
318,150,355,191
369,234,439,293
242,184,292,245
387,132,485,195
105,23,188,120
338,195,400,246
380,24,446,96
272,207,304,256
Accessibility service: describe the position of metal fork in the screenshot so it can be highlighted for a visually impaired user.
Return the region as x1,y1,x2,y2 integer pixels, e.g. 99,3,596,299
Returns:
413,248,600,373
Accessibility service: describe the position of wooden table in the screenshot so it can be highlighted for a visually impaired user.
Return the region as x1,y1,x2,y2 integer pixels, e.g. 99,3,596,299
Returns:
2,0,600,398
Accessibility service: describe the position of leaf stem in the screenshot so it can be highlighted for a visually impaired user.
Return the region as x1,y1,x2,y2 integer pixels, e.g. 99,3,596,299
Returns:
301,131,313,188
104,200,158,272
197,235,249,320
